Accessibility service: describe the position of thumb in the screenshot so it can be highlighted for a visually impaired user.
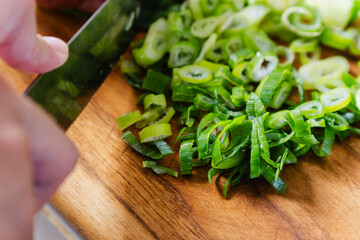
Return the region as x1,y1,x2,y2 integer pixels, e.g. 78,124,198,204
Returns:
0,33,68,74
0,0,68,74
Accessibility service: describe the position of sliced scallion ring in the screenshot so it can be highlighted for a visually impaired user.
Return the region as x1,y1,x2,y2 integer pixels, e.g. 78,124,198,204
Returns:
139,123,172,143
305,0,354,29
133,18,169,67
298,47,321,65
191,16,221,38
255,69,294,109
189,0,203,20
281,4,323,38
265,110,289,129
298,56,350,90
320,87,352,113
289,38,318,53
178,65,213,84
347,28,360,56
320,28,352,51
246,51,279,82
200,0,219,16
296,100,324,119
194,33,217,64
143,94,166,112
324,113,349,132
221,35,244,60
206,39,226,62
168,41,200,68
116,110,144,131
315,76,345,93
275,46,295,67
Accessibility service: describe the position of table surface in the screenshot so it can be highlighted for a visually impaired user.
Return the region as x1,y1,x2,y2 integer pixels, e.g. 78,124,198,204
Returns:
3,6,360,240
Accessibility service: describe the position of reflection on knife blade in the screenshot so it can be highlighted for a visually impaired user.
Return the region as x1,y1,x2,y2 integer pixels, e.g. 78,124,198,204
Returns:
26,0,138,129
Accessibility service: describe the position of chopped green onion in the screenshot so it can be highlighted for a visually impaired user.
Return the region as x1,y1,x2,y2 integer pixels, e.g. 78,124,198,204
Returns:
320,87,352,113
305,0,354,29
296,100,324,119
246,51,279,82
139,123,172,143
133,18,169,67
142,160,178,177
120,59,140,73
143,94,166,112
178,65,213,83
116,110,144,131
281,4,323,38
152,107,176,124
191,16,221,38
194,33,218,64
298,56,350,90
168,41,200,68
320,28,352,51
121,131,172,159
179,139,195,175
256,69,294,109
142,70,171,94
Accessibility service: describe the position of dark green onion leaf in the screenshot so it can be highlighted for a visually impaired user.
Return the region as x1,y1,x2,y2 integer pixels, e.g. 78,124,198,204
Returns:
121,131,173,159
180,139,195,175
142,160,178,177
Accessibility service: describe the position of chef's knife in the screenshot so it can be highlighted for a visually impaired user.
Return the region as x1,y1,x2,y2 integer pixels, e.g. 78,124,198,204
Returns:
26,0,138,129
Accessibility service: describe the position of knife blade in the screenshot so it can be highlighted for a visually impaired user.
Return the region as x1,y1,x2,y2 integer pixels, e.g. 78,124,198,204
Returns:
26,0,138,129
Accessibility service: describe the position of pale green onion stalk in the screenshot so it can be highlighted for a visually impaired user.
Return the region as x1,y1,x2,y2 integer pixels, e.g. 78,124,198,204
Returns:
305,0,354,29
298,56,350,90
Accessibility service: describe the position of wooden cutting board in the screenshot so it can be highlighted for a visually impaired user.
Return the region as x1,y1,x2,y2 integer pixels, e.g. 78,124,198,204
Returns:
3,7,360,240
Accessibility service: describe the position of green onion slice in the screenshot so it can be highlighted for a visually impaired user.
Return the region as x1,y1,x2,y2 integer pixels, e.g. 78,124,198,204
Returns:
347,28,360,56
143,94,166,112
320,87,352,113
139,123,172,143
246,51,279,82
211,116,247,169
305,0,354,29
198,60,230,72
121,131,172,159
152,107,176,125
200,0,220,16
178,65,213,84
116,110,144,131
168,41,200,68
290,38,318,53
180,139,195,175
120,59,140,74
228,48,254,69
265,110,289,129
312,125,335,157
281,4,323,38
191,16,221,38
195,33,218,64
324,113,349,132
296,100,324,119
142,160,178,177
298,56,350,90
133,18,169,67
189,0,204,20
256,69,294,109
320,28,352,51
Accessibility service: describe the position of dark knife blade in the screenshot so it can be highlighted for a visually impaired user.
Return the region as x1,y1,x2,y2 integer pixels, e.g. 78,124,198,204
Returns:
26,0,138,129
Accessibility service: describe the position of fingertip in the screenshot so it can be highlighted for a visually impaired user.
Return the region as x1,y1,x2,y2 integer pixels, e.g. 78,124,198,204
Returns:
40,36,69,71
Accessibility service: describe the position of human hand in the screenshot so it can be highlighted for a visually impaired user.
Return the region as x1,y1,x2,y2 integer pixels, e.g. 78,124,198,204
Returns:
0,75,78,239
36,0,105,13
0,0,78,238
0,0,69,74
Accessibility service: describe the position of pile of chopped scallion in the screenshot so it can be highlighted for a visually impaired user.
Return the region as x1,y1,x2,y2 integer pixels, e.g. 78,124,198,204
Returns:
116,0,360,197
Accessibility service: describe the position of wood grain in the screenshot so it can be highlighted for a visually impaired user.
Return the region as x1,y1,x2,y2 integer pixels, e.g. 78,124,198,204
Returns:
2,6,360,240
